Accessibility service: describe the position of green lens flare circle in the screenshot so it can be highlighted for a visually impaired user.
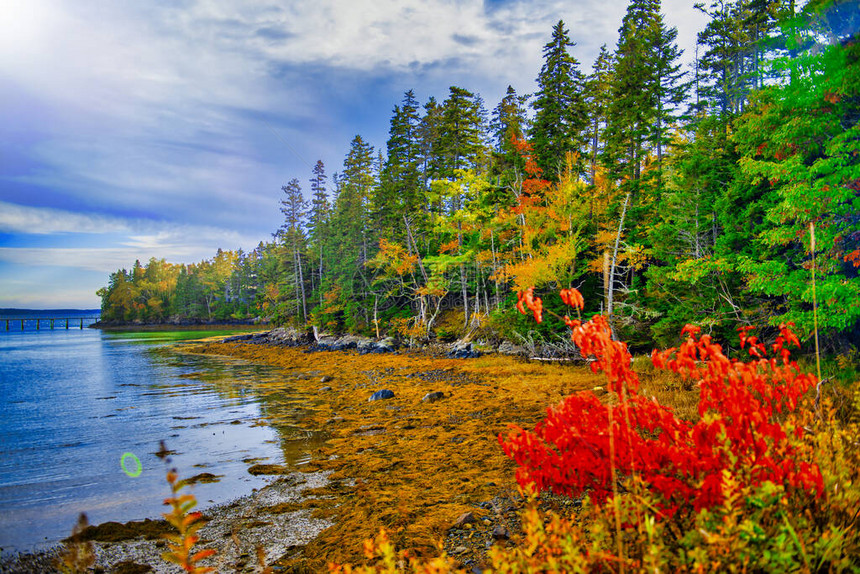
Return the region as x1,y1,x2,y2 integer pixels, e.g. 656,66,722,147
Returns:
121,452,142,478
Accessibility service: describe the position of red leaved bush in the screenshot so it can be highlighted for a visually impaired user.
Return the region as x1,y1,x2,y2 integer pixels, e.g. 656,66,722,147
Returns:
500,288,824,516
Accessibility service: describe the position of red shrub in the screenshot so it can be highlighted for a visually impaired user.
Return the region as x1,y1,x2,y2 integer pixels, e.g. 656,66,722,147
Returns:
500,289,823,515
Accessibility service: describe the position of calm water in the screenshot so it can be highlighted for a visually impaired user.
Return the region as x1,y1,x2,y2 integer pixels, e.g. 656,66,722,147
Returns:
0,312,317,555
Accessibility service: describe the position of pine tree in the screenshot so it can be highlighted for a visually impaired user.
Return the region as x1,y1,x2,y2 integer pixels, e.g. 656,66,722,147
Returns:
603,0,686,189
585,45,615,185
490,85,529,179
652,21,690,168
530,20,589,179
307,160,329,305
418,96,443,190
327,135,376,322
435,86,487,183
278,178,308,322
695,0,780,118
378,90,423,239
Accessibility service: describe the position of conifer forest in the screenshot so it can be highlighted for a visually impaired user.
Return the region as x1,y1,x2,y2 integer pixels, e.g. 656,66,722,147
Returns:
97,0,860,355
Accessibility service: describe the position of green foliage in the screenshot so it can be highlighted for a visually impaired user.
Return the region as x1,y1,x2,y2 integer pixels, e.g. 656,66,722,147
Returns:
530,20,589,178
96,0,859,353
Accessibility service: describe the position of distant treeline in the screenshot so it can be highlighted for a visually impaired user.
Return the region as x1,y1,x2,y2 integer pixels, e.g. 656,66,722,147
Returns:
98,1,859,350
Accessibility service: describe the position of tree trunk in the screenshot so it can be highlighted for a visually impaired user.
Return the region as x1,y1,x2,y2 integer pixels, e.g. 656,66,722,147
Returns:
490,229,500,310
458,222,468,328
293,245,307,323
607,192,631,340
319,247,324,307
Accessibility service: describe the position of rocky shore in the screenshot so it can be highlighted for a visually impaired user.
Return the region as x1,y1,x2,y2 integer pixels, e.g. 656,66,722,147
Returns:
0,471,332,574
2,329,596,573
220,326,534,360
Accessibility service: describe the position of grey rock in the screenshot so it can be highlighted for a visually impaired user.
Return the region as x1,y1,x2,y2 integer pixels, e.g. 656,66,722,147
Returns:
368,389,395,401
447,340,482,359
492,525,509,540
421,391,446,403
320,375,334,383
319,386,332,392
453,511,477,528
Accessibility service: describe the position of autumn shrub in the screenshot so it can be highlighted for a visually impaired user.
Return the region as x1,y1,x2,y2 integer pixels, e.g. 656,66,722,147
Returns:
495,287,859,571
55,513,96,574
161,467,217,573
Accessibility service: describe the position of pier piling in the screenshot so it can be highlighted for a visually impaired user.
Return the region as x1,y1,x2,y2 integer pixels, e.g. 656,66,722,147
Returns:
2,317,99,331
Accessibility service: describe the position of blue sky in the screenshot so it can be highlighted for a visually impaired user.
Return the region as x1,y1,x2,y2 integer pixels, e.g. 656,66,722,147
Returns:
0,0,706,309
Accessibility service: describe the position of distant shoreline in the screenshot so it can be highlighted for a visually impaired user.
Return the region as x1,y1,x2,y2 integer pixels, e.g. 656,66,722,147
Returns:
91,319,269,330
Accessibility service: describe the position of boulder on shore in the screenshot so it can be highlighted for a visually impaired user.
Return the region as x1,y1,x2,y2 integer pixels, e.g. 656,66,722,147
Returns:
368,389,395,401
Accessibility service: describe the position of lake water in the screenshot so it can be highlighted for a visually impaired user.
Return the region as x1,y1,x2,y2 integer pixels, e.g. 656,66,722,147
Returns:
0,311,316,556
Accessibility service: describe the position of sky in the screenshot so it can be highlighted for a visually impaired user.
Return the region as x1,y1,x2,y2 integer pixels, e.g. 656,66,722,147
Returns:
0,0,708,309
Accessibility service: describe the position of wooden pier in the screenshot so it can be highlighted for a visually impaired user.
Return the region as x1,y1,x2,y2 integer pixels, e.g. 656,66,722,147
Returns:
4,317,100,331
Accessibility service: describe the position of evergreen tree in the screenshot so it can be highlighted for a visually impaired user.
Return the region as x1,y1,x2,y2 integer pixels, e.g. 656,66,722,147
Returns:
435,86,487,183
530,20,589,179
652,20,690,168
378,90,423,239
328,135,376,308
307,159,329,305
490,85,530,179
603,0,686,189
307,160,329,241
418,96,443,190
585,45,615,184
278,178,309,322
695,0,780,118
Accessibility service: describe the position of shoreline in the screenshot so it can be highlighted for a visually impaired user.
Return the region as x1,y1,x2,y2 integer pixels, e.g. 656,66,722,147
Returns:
0,470,333,574
91,321,269,331
183,335,602,570
3,330,599,572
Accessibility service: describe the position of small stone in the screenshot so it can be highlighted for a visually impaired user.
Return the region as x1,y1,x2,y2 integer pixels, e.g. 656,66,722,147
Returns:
368,389,395,401
453,511,477,528
592,386,607,396
321,375,334,383
421,391,446,403
319,386,332,392
452,546,469,555
492,525,509,540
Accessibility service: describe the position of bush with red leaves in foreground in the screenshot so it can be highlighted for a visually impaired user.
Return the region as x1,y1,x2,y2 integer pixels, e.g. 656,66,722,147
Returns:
502,287,823,515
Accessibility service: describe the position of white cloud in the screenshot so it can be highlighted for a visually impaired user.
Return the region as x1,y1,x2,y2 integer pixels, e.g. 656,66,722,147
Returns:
0,201,130,235
0,202,264,271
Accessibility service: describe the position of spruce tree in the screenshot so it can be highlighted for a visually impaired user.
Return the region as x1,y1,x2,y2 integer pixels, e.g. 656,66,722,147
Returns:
328,134,376,302
277,178,308,322
435,86,487,183
418,95,444,217
490,85,529,179
585,45,614,184
603,0,686,189
307,160,329,305
530,20,589,179
378,90,423,239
